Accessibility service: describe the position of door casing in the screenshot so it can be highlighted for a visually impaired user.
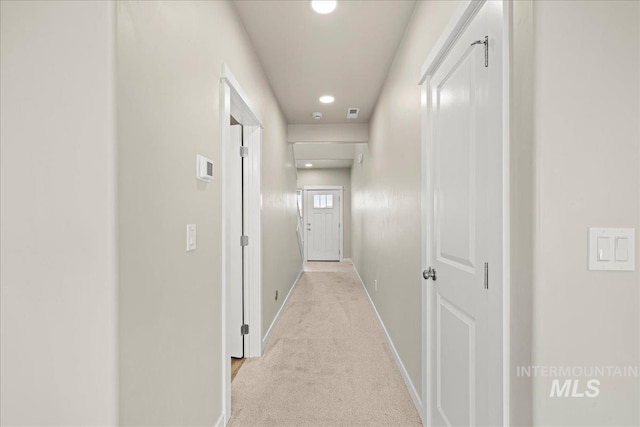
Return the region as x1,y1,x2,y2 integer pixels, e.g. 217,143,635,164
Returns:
303,185,344,262
419,1,511,425
221,64,263,424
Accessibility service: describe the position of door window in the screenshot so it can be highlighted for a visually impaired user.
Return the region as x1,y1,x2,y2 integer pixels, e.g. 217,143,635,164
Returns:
313,194,333,209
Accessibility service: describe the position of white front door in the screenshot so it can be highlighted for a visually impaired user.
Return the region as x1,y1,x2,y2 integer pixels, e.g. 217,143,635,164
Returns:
228,124,244,358
424,2,503,426
306,190,341,261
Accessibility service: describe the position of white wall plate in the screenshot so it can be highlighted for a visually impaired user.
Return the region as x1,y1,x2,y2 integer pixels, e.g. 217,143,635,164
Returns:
588,228,635,271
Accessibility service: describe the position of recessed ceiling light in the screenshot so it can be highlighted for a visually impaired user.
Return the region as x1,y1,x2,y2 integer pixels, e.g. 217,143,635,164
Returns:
311,0,337,15
319,95,334,104
305,163,313,167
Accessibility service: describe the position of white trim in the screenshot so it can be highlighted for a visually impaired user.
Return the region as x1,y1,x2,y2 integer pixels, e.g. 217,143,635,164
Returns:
243,125,263,360
220,64,263,425
302,185,344,190
221,64,263,127
262,268,304,352
303,186,344,262
352,264,424,420
420,71,432,427
419,0,484,84
419,1,510,425
214,412,225,427
220,78,232,425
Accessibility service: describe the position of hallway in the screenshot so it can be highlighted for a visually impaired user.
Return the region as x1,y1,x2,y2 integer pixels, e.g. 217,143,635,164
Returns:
229,262,421,427
2,1,640,426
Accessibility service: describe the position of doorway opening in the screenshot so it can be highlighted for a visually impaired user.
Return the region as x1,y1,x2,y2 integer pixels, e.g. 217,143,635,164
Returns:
302,186,344,262
221,64,263,423
231,357,246,382
420,1,509,425
229,119,246,380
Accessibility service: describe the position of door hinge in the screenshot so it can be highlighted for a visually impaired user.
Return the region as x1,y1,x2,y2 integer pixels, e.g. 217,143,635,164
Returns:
484,262,489,289
471,35,489,67
240,146,248,157
240,235,249,246
241,324,249,335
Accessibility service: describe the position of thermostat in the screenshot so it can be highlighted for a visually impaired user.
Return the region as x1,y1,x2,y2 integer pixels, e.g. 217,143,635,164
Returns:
196,155,214,182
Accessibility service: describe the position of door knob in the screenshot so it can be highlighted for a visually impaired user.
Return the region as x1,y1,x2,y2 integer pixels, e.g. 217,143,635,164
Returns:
423,267,437,281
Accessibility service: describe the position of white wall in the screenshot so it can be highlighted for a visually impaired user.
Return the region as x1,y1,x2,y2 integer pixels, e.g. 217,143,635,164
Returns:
0,1,117,425
297,168,352,258
116,1,300,424
530,2,640,425
262,128,303,337
350,0,460,398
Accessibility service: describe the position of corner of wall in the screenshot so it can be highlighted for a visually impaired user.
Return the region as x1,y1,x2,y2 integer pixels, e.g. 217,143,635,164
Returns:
509,0,535,425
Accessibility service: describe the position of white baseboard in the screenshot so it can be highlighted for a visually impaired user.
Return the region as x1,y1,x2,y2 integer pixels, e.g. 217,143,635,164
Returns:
262,267,304,351
351,264,424,422
341,257,353,263
214,411,225,427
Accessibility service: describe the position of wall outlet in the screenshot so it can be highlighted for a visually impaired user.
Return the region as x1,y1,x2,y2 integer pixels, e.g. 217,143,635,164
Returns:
275,290,278,301
374,279,378,291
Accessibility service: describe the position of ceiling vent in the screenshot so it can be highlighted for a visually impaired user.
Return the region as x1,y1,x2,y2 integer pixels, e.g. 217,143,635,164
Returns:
346,108,360,119
312,112,323,120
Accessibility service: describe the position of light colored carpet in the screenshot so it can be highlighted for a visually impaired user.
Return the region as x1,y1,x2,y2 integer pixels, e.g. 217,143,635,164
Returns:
303,261,357,273
228,263,422,427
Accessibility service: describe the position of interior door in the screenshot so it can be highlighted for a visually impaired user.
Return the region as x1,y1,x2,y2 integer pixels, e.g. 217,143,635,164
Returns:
425,3,502,426
229,124,244,358
305,190,341,261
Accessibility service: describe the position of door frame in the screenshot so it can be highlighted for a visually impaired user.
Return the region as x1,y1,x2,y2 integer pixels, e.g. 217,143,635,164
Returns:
419,1,511,425
220,64,263,424
302,185,344,262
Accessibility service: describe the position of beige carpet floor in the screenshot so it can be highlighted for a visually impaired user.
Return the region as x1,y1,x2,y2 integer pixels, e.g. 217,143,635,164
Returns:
228,262,422,427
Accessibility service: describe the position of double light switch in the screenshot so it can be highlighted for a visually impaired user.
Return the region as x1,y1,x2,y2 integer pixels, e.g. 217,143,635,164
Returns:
589,228,635,271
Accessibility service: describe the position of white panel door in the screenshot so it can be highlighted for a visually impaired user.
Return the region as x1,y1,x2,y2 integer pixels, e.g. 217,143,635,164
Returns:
425,3,502,426
306,190,341,261
228,124,244,358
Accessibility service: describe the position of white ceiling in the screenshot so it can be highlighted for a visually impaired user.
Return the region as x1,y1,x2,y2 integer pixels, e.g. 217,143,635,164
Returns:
233,0,416,124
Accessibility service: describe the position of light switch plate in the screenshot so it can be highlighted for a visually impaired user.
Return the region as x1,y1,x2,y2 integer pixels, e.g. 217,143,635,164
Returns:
186,224,197,252
588,228,635,271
